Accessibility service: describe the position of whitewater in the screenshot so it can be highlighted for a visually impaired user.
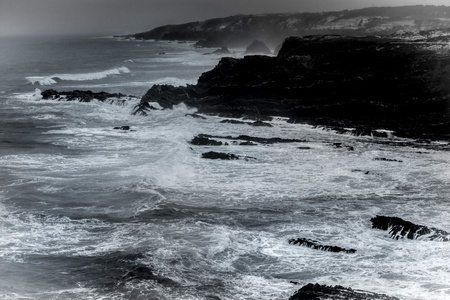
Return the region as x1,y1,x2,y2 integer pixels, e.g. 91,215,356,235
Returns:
1,36,450,300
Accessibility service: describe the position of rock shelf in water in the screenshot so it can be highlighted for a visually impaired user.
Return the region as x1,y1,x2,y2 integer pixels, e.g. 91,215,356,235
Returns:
371,215,450,241
289,283,400,300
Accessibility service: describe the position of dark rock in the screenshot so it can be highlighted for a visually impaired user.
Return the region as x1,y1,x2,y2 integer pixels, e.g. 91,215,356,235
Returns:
41,89,133,104
220,119,248,125
370,215,450,241
289,238,356,253
297,146,311,150
113,126,130,130
202,151,239,160
200,134,307,144
239,141,257,146
332,143,354,151
191,135,223,146
244,40,272,55
131,102,159,116
289,283,400,300
373,157,403,162
185,113,207,119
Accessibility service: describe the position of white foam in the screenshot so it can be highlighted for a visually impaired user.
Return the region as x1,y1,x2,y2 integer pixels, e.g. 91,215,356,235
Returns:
26,67,131,85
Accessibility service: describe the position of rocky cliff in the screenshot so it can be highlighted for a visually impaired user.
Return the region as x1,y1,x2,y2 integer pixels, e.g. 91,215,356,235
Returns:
130,5,450,48
136,33,450,139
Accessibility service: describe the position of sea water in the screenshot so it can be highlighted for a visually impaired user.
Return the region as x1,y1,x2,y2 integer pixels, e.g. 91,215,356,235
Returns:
0,36,450,300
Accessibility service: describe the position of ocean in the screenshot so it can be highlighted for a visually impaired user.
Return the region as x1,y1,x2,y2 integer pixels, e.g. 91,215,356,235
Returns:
0,36,450,300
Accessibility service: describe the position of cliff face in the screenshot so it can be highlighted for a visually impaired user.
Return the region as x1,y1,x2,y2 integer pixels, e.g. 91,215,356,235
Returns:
137,33,450,139
131,6,450,47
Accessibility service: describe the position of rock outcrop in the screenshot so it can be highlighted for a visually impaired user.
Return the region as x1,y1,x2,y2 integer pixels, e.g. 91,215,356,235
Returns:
41,89,135,104
289,238,356,253
370,215,450,241
289,283,399,300
136,33,450,139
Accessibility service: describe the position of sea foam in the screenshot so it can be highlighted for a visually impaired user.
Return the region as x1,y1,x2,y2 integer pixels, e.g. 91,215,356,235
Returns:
26,67,131,85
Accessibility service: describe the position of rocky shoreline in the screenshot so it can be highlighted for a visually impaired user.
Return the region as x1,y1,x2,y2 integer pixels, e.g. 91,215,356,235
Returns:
133,33,450,141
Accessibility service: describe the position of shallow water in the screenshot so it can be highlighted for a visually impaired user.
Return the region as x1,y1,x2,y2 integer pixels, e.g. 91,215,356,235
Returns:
0,36,450,300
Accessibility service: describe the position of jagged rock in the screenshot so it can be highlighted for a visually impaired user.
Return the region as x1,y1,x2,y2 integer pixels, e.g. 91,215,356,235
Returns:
289,283,400,300
202,151,239,160
370,215,450,241
131,102,159,116
191,135,223,146
41,89,133,103
244,40,272,55
138,34,450,140
289,238,356,253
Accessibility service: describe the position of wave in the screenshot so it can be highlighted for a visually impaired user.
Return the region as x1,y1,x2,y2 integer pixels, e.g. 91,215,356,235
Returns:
26,67,131,86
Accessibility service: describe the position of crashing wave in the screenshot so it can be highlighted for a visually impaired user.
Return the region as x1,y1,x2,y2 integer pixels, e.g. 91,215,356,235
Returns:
26,67,131,86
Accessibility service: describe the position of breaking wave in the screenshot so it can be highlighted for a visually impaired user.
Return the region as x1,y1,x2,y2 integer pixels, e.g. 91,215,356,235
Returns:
26,67,131,85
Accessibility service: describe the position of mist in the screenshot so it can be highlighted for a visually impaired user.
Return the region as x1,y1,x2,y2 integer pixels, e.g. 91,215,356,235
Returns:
1,0,450,37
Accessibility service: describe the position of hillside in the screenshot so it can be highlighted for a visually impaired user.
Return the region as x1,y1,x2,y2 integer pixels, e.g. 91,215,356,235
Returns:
130,5,450,48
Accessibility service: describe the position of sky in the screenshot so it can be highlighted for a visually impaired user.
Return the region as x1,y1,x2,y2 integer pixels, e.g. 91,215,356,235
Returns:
1,0,450,37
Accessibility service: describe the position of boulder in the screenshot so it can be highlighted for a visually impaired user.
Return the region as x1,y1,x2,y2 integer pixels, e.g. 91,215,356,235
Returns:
289,283,400,300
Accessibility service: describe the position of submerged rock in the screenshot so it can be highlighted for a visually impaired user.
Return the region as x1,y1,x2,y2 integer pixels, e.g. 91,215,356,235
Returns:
113,126,130,130
289,238,356,253
191,135,223,146
289,283,400,300
212,47,231,55
370,215,450,241
202,151,239,160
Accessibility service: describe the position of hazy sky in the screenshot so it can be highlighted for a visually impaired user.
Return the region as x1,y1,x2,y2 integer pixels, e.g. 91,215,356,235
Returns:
1,0,450,37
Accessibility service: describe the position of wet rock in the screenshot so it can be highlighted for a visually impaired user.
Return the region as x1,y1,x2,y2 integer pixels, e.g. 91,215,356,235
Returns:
244,40,272,55
131,102,159,116
113,126,130,130
370,215,450,241
220,119,248,125
373,157,403,162
289,283,400,300
121,265,177,286
191,135,223,146
289,238,356,253
202,151,239,160
41,89,133,103
297,146,311,150
200,134,306,144
239,141,257,146
186,113,207,119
